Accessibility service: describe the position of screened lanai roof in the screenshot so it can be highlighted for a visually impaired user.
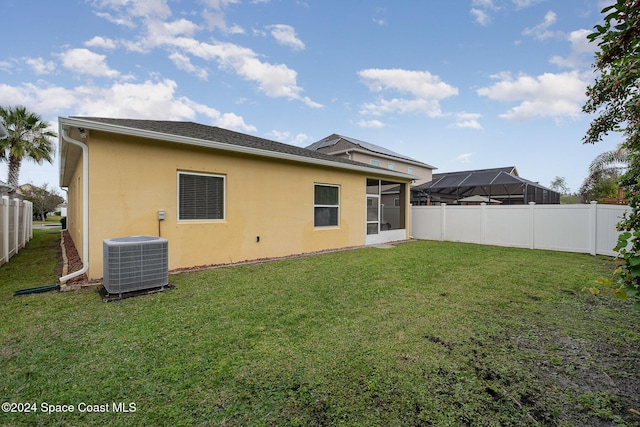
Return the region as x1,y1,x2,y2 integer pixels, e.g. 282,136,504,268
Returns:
412,166,560,204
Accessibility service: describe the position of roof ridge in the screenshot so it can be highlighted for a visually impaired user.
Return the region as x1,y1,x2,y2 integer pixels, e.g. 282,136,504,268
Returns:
307,133,433,167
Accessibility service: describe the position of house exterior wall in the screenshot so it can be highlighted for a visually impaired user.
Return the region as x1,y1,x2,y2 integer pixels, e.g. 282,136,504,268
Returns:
66,150,84,265
348,152,433,185
72,131,409,280
316,143,432,185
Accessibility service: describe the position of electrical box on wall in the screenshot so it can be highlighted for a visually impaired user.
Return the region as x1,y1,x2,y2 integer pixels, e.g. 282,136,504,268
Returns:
158,210,165,220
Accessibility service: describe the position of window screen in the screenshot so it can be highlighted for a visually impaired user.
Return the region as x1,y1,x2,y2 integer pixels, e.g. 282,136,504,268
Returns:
314,184,339,227
178,172,225,220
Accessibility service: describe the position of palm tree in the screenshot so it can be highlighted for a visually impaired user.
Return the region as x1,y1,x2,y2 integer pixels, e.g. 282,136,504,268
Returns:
588,145,628,177
0,106,57,188
579,144,628,202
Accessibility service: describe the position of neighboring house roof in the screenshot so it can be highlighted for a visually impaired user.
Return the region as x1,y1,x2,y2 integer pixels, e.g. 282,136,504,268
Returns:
0,179,13,194
59,117,420,184
413,166,559,204
307,134,435,169
15,184,37,196
415,167,528,191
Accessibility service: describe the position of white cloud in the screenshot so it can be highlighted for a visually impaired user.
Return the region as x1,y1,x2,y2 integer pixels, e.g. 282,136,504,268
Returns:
358,68,458,117
201,0,244,33
168,52,208,79
154,18,201,38
268,24,305,50
471,8,491,26
512,0,544,8
372,6,387,26
202,10,227,30
265,130,311,146
550,29,596,68
360,69,458,99
266,129,290,140
450,113,483,129
226,24,245,34
0,79,256,132
214,112,256,132
567,29,594,54
88,0,321,107
457,153,473,163
95,5,320,107
523,11,561,40
201,0,241,8
0,61,12,73
85,36,118,50
476,71,588,121
171,38,321,107
470,0,498,25
357,119,385,128
24,57,56,75
291,133,311,146
59,48,120,78
360,98,445,117
472,0,497,7
93,0,172,22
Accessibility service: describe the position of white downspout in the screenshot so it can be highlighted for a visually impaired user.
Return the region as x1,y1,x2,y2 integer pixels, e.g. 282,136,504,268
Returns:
59,127,89,284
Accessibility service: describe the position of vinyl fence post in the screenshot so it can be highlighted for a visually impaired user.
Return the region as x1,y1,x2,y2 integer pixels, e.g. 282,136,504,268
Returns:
1,196,8,264
28,201,33,240
12,198,19,256
440,203,446,241
528,202,535,250
481,202,487,245
589,201,597,256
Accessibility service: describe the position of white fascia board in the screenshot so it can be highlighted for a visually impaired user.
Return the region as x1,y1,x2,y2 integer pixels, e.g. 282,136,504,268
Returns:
59,117,420,181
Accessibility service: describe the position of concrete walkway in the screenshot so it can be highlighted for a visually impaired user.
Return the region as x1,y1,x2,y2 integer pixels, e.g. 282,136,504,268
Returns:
33,224,61,230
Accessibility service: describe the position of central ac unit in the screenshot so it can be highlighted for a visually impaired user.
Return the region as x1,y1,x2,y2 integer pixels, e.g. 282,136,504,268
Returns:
103,236,168,296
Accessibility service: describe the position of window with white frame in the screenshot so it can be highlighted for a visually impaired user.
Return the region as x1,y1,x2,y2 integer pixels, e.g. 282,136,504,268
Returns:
388,163,395,170
178,172,225,221
370,159,380,167
314,184,339,227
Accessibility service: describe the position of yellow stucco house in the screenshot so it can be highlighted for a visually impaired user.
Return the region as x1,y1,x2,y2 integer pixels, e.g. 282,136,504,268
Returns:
58,117,419,282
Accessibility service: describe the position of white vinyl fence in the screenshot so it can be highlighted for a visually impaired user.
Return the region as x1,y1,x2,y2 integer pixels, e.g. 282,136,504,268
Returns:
411,201,630,257
0,196,33,267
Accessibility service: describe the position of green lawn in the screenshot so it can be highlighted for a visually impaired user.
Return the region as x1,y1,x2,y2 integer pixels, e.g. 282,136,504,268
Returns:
1,230,639,426
32,215,62,227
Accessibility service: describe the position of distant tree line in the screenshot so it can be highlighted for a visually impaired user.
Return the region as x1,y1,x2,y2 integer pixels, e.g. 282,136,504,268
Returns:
19,184,64,221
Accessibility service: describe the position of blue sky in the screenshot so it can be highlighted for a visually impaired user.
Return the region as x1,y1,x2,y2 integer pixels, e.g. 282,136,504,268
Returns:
0,0,621,194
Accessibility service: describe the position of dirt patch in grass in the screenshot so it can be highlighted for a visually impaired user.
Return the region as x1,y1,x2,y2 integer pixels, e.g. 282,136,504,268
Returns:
505,318,640,425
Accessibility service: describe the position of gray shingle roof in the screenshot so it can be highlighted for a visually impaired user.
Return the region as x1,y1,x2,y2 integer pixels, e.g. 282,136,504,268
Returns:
66,117,417,179
307,133,433,167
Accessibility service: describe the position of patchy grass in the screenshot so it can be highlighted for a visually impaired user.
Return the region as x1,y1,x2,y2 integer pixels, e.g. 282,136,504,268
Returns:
1,231,639,426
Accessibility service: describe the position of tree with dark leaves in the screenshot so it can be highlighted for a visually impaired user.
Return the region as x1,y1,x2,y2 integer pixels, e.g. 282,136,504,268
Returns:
583,0,640,309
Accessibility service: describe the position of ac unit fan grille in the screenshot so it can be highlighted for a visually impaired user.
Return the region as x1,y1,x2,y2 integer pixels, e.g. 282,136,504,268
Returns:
103,236,168,295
